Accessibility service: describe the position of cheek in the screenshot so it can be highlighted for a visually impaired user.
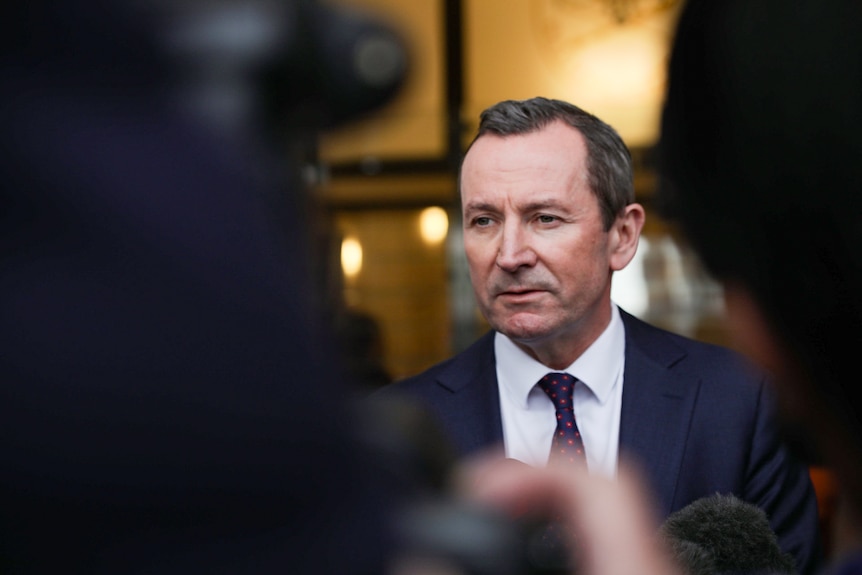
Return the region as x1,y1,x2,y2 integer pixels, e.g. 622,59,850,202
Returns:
548,239,607,278
464,240,495,270
464,248,491,292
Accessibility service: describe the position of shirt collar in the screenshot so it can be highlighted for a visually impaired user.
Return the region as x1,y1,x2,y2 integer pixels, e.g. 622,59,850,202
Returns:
495,305,626,408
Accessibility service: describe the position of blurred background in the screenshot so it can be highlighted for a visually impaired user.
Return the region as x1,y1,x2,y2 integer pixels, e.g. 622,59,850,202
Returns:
306,0,729,388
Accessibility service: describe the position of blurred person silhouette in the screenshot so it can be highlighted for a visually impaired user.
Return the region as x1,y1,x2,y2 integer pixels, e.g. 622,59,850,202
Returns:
377,96,821,575
459,2,862,575
0,0,411,573
335,308,392,393
659,0,862,570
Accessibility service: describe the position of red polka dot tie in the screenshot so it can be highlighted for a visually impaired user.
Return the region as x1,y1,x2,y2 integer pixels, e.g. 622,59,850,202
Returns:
538,372,586,465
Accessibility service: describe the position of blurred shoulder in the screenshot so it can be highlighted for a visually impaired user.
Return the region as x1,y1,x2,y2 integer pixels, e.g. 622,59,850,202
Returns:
620,308,768,385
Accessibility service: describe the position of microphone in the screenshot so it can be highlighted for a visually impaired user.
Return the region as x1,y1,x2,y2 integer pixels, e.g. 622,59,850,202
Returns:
659,493,797,575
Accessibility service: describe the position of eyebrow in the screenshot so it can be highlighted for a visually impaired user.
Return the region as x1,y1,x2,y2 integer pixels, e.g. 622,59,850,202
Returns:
520,199,570,213
462,201,497,214
463,198,571,214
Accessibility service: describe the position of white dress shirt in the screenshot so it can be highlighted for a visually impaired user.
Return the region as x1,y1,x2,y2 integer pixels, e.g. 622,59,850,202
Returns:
495,305,626,478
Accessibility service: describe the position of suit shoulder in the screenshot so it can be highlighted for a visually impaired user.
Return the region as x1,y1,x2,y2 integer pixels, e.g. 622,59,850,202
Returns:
374,330,496,399
380,355,458,395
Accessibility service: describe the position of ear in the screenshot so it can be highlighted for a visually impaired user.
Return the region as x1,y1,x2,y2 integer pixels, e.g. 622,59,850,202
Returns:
609,203,645,271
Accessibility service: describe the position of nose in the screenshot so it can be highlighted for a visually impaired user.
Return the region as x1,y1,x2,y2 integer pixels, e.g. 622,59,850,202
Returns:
495,222,536,272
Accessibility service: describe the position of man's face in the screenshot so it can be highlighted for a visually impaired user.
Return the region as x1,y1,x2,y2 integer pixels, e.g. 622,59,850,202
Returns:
461,120,634,364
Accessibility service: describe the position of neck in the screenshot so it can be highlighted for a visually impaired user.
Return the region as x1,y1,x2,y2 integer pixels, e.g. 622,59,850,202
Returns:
513,306,613,370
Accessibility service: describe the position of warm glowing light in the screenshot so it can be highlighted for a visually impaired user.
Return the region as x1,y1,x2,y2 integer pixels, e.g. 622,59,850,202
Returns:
341,236,363,278
557,26,670,145
419,206,449,245
574,28,665,103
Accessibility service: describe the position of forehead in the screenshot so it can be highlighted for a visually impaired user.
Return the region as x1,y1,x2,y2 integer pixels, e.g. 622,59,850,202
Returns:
460,120,591,206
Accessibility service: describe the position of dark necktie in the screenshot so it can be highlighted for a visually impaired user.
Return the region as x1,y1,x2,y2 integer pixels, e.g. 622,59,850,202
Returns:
538,372,586,465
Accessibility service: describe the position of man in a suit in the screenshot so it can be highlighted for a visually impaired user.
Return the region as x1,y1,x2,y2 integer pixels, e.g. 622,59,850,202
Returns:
380,97,822,575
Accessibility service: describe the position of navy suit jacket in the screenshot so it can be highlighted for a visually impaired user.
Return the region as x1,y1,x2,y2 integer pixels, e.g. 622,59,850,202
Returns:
380,308,822,575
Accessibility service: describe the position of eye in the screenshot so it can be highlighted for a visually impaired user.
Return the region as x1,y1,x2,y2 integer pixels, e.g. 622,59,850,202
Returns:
473,216,493,227
537,214,558,224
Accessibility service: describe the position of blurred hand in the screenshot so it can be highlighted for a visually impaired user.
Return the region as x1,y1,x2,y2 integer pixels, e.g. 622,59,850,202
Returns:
455,456,681,575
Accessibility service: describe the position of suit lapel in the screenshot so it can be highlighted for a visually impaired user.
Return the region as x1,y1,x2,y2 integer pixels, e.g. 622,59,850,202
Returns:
618,311,701,516
436,331,505,456
429,315,702,487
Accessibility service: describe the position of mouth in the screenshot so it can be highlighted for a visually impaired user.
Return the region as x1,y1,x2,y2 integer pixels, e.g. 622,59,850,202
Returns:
496,288,546,301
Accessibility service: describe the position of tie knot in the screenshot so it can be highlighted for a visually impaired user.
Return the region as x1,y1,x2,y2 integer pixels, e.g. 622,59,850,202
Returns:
538,372,576,411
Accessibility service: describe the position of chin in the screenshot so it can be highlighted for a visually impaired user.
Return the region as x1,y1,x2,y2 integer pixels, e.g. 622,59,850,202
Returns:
496,318,555,343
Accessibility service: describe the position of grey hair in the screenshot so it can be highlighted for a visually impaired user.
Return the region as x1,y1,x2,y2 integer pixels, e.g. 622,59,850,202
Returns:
460,97,634,230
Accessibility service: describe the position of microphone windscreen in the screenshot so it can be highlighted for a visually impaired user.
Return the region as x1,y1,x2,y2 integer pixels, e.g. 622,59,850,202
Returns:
659,494,797,575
